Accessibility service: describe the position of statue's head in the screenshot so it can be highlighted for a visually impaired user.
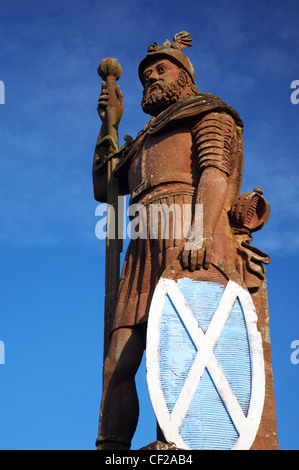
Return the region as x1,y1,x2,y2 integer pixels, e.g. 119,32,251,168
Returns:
139,32,199,116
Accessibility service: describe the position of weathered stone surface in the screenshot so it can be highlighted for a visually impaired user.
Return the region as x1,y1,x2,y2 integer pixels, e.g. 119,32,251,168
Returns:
93,31,278,451
140,441,182,451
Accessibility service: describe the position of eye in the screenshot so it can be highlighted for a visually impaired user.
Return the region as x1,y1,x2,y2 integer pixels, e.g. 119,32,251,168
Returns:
143,72,151,82
157,65,166,75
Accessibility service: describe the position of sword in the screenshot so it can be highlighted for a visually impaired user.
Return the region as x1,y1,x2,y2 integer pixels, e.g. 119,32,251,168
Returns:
97,58,124,360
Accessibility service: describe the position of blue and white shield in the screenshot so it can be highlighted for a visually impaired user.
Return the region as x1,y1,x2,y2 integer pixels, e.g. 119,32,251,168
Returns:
146,258,265,450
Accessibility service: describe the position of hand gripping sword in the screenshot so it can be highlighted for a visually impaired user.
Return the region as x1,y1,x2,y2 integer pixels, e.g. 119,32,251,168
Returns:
97,58,124,359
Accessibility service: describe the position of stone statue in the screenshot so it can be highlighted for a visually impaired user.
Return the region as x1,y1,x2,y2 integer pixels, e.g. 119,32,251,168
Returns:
92,32,278,450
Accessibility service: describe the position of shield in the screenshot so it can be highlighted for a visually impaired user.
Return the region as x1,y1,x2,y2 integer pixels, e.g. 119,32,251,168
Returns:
146,256,265,450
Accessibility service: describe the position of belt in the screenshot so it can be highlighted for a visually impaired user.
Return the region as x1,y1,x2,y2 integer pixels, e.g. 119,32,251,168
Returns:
131,173,196,202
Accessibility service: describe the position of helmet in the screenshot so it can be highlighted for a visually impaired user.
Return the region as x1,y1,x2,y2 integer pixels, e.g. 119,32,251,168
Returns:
138,32,195,85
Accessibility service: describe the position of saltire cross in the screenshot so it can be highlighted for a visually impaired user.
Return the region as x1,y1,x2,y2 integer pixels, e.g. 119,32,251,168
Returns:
146,277,265,450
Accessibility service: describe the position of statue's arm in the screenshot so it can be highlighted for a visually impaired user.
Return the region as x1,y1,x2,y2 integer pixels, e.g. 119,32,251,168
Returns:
92,82,124,202
180,111,235,270
194,166,228,267
93,128,108,202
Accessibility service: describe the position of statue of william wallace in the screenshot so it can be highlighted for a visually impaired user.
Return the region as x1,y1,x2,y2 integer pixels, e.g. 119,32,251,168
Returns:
92,32,278,450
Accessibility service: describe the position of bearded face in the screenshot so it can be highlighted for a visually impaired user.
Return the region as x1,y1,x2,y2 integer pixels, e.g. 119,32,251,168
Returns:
141,70,188,115
141,59,195,116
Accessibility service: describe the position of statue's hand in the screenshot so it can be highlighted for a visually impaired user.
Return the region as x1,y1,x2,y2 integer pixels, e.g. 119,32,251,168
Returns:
97,82,124,125
180,232,214,271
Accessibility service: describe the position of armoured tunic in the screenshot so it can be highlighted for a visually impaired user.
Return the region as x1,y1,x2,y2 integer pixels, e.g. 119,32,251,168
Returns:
109,93,244,333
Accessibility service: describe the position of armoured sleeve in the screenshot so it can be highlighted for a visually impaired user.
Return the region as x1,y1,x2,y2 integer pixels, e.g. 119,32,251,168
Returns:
192,112,235,176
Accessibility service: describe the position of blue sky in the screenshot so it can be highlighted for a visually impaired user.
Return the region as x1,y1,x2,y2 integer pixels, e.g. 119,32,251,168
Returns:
0,0,298,450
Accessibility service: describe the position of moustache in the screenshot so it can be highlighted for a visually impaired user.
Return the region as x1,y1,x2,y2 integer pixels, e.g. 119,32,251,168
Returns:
149,82,163,90
144,82,165,96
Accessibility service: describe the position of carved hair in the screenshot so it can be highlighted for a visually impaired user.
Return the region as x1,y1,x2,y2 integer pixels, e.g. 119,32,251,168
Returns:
178,69,200,96
141,68,199,116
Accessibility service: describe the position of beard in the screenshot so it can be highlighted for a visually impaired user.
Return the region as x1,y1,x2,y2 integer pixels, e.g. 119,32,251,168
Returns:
141,72,189,116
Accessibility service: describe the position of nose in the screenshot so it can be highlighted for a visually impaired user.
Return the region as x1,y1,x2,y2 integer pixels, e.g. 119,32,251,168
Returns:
148,70,160,82
144,70,160,87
